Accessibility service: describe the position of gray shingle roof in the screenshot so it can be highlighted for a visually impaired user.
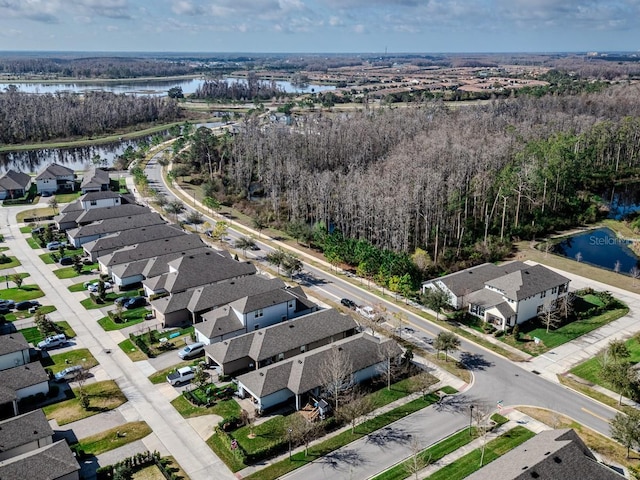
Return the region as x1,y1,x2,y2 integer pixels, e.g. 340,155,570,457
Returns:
76,204,149,226
0,170,31,191
0,410,53,454
68,212,165,240
84,223,184,255
238,332,401,398
0,386,16,404
59,200,84,214
0,363,49,391
80,191,121,201
206,309,358,365
195,306,244,339
110,247,211,280
424,262,529,297
35,163,74,180
465,429,625,480
229,289,299,314
100,233,205,268
149,251,257,294
485,264,569,301
80,167,110,190
0,440,80,480
0,333,29,357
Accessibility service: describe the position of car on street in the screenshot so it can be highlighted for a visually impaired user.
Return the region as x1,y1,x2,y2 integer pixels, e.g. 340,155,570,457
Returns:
249,244,260,251
340,298,358,309
178,342,205,360
54,365,83,382
124,296,146,309
37,333,67,350
16,300,41,311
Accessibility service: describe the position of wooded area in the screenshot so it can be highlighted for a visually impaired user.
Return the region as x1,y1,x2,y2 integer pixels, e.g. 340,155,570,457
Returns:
0,89,182,144
175,83,640,279
192,73,286,101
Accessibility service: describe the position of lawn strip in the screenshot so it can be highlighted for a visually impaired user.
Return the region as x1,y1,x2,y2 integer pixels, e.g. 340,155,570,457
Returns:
75,421,151,456
43,380,126,425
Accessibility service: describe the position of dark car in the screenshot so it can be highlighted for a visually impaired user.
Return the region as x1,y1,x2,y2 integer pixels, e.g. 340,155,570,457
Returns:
114,296,129,306
59,257,74,266
16,300,41,311
124,296,146,309
0,305,11,315
340,298,358,309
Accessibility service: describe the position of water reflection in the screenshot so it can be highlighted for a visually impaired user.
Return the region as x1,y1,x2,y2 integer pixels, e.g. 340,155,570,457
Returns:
552,227,640,274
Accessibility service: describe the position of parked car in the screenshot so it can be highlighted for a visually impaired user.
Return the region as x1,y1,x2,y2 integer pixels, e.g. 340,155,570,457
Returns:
41,191,52,197
356,305,376,320
124,296,146,309
87,281,113,292
0,299,15,309
340,298,358,310
54,365,83,382
59,257,74,266
114,296,129,306
31,226,45,235
16,300,41,311
167,366,195,386
0,305,11,315
46,241,65,250
37,333,67,350
178,342,205,360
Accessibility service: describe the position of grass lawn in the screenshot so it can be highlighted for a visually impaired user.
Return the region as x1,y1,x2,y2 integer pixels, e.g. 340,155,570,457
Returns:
38,252,57,264
16,207,57,223
69,280,99,292
19,226,33,234
54,263,99,279
0,256,21,270
0,284,45,302
80,290,134,310
500,302,629,356
238,392,444,478
26,237,41,249
43,348,99,374
55,192,81,203
43,380,127,425
373,427,478,480
75,421,151,456
425,426,535,480
132,465,165,480
518,406,640,471
118,338,148,361
4,305,56,322
19,321,76,344
570,337,640,387
97,307,149,331
172,392,241,420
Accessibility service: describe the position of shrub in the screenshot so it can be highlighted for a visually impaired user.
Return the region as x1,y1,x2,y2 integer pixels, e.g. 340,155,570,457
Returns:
0,254,11,264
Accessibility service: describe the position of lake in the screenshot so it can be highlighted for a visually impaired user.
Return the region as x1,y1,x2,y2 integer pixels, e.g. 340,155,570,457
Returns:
552,227,640,274
0,77,335,96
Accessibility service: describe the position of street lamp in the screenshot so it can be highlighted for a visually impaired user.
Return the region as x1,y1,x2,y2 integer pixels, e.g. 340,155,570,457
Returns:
288,428,293,460
469,405,474,436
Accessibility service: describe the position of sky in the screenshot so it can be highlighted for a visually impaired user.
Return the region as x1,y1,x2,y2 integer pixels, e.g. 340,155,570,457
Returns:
0,0,638,53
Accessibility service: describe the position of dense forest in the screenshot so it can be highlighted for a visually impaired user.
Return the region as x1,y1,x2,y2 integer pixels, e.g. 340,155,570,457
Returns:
173,83,640,283
0,89,182,144
192,74,286,101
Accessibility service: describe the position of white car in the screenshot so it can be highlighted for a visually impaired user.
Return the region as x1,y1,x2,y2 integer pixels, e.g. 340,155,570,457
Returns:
54,365,83,382
356,306,376,320
37,334,67,350
87,281,113,292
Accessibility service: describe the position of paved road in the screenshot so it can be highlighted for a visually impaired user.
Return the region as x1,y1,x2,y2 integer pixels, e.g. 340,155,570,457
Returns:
0,205,237,480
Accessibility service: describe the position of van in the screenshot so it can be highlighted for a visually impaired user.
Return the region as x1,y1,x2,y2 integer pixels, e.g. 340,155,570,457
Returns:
178,342,205,359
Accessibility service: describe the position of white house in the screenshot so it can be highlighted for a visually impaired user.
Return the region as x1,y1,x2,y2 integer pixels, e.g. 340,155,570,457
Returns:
79,191,122,210
423,261,570,330
0,333,31,371
34,163,75,195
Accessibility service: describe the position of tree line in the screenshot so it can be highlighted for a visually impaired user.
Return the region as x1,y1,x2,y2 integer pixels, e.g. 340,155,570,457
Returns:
170,83,640,282
192,73,286,101
0,89,182,144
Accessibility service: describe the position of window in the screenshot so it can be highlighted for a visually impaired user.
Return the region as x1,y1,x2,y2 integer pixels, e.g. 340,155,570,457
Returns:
90,200,97,206
255,309,263,318
288,302,294,308
278,353,284,361
551,286,557,294
540,290,546,298
300,345,306,353
254,324,259,330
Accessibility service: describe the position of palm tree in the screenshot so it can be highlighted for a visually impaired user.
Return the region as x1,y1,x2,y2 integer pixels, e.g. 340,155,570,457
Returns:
185,210,204,232
266,249,287,274
234,237,257,258
164,200,185,223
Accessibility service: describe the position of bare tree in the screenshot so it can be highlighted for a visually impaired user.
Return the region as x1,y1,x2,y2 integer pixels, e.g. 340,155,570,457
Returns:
288,413,321,456
377,340,402,390
405,436,429,480
319,345,354,412
631,266,640,287
411,371,439,399
338,389,373,434
538,298,561,333
471,402,494,467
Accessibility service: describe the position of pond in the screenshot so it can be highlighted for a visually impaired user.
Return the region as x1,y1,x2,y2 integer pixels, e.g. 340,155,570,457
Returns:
0,77,335,96
552,227,640,274
601,183,640,220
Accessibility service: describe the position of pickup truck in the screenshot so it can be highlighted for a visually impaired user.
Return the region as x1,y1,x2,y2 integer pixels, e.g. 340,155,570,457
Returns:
167,366,195,386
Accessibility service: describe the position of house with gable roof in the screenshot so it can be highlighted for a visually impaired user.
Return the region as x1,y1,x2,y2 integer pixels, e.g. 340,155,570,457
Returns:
0,409,53,461
422,261,570,330
0,439,80,480
194,285,317,343
0,362,49,419
0,332,31,371
0,170,32,200
236,332,402,413
66,212,166,247
80,167,110,193
35,163,75,195
205,309,358,376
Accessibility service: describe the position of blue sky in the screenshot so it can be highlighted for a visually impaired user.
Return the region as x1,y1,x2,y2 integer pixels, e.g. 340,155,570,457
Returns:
0,0,638,53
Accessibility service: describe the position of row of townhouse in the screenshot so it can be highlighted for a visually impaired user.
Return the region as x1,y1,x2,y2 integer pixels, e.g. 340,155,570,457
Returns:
0,333,79,480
